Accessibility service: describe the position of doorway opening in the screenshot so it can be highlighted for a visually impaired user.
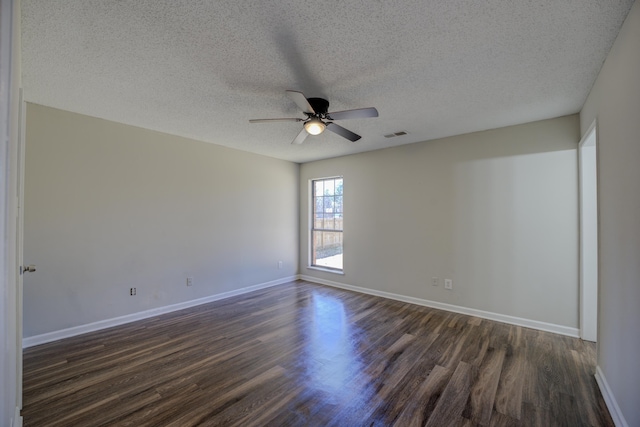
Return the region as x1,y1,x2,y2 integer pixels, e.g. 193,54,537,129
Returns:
578,121,598,342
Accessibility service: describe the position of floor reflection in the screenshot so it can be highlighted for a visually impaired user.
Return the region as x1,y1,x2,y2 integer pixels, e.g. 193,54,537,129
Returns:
305,291,361,395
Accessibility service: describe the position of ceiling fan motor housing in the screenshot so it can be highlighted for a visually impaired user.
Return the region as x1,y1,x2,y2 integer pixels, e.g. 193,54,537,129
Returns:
307,97,330,115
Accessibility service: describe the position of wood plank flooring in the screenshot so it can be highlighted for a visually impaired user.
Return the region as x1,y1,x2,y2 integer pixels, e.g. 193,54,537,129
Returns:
22,280,613,426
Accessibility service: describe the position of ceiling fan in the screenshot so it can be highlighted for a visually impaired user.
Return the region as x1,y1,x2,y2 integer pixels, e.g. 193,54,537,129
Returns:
249,90,379,144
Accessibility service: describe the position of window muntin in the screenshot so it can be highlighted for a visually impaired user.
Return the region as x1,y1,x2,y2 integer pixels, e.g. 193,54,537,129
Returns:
311,177,343,271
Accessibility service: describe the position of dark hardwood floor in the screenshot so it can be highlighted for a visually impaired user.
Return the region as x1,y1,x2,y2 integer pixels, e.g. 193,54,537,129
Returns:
22,280,613,426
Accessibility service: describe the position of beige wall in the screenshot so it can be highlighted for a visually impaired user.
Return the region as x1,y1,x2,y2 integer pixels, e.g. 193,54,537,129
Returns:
580,1,640,425
23,104,299,337
301,115,580,328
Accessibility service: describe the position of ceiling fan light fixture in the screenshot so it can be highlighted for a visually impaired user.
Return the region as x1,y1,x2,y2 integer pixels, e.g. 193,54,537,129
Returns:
304,118,326,135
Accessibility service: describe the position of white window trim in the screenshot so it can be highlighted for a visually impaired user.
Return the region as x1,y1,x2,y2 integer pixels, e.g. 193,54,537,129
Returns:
307,265,345,275
308,176,344,273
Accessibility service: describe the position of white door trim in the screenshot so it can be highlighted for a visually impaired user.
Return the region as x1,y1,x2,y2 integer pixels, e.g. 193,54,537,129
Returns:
578,119,598,342
15,89,26,410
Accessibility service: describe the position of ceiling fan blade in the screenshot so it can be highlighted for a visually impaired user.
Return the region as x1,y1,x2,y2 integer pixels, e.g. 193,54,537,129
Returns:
326,122,361,142
327,107,379,120
286,90,315,114
291,128,308,145
249,118,304,123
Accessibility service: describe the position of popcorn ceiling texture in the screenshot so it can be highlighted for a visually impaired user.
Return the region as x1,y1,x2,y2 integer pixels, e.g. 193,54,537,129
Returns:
21,0,634,163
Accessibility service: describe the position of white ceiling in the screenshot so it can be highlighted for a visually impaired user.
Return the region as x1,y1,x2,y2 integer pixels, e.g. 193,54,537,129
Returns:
21,0,634,163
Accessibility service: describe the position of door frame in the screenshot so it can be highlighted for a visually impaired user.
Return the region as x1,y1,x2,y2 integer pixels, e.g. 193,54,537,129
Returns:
15,89,26,411
578,120,599,342
1,0,23,424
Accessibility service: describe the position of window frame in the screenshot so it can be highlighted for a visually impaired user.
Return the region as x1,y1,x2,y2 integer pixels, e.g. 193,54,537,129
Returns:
309,176,344,274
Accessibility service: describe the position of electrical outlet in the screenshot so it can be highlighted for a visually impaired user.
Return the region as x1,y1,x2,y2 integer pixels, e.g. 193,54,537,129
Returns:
444,279,453,290
431,277,439,286
278,261,283,269
129,287,136,296
186,277,193,287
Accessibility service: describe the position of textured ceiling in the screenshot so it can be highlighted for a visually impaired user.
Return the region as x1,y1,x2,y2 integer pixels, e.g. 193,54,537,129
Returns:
21,0,634,163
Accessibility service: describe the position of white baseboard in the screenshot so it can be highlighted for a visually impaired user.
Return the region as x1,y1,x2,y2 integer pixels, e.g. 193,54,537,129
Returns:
299,275,580,338
24,273,581,348
12,406,22,427
595,366,628,427
23,276,298,348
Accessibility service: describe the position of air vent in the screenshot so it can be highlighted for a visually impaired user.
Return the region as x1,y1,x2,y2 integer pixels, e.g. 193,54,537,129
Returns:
384,131,408,138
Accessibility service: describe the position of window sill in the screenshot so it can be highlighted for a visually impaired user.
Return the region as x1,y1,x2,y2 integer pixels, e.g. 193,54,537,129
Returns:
307,266,345,275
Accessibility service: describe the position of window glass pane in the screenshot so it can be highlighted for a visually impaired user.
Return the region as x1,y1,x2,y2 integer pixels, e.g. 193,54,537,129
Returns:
324,217,335,230
324,180,335,196
335,179,343,195
314,181,324,198
323,195,333,214
315,197,323,215
335,214,343,231
312,231,343,270
334,195,343,214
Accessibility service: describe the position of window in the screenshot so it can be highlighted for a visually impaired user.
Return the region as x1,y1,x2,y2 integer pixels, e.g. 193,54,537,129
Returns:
311,177,343,271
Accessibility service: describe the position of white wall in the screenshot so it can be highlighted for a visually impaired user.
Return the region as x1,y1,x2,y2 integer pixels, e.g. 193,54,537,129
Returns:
23,104,299,338
301,115,580,329
580,1,640,425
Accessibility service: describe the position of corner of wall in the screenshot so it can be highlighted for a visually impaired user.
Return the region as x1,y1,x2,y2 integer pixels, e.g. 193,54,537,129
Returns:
595,366,629,427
